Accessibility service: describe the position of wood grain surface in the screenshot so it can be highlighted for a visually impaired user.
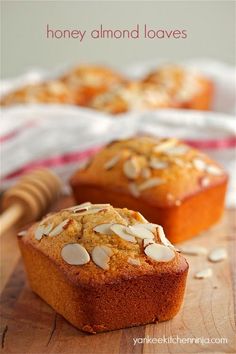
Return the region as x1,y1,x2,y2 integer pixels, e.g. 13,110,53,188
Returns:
0,197,235,354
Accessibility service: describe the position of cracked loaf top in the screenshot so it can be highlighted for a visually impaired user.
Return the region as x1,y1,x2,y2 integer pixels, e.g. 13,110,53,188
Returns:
18,202,188,286
70,136,227,208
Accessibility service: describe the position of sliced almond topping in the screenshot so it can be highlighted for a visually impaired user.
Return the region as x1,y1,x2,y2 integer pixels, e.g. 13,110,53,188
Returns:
192,158,207,171
136,212,149,223
104,154,120,170
206,165,223,176
123,157,141,179
127,224,154,239
128,257,141,266
200,176,210,187
93,223,114,235
141,167,151,179
91,203,111,208
73,207,90,214
129,182,140,197
156,225,175,249
35,223,53,240
165,145,189,156
49,219,70,237
110,224,137,243
35,225,46,240
140,223,157,232
61,243,90,265
178,245,208,255
43,223,54,234
17,230,27,237
144,243,175,262
138,177,165,191
73,205,109,216
208,248,227,262
91,245,113,270
65,202,91,211
194,268,212,279
149,158,168,170
153,138,178,153
143,238,155,248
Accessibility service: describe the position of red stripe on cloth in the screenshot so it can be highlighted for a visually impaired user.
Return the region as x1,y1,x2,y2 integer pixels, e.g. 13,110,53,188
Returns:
1,146,102,182
0,120,37,143
184,136,236,149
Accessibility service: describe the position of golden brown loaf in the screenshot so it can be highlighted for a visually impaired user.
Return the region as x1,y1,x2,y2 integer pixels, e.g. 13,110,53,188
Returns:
70,136,228,242
0,65,125,107
91,65,213,113
18,202,188,333
1,64,213,111
142,65,213,110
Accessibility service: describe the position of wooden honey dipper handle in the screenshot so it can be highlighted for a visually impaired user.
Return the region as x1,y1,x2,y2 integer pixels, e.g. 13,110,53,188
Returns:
0,168,62,234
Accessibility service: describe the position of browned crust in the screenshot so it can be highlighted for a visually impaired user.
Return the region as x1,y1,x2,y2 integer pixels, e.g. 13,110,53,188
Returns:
18,238,188,333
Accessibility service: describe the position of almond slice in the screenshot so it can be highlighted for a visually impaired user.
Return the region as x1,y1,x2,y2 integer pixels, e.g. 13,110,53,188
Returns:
149,158,168,170
93,223,114,235
61,243,90,265
192,158,207,171
35,223,53,240
17,230,27,237
143,238,155,248
128,257,141,266
65,202,91,211
206,165,223,176
165,145,189,156
208,248,227,262
178,245,207,255
35,225,46,240
90,203,111,208
110,224,137,243
156,225,175,249
144,243,175,262
138,177,165,191
153,138,178,153
136,212,149,223
200,176,210,187
129,182,140,197
141,223,158,232
74,206,108,216
141,167,151,179
123,158,141,179
49,219,70,237
73,207,90,214
194,268,213,279
127,224,154,239
104,155,120,170
91,245,113,270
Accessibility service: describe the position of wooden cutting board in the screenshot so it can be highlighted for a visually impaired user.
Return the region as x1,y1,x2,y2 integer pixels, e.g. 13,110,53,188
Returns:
0,197,235,354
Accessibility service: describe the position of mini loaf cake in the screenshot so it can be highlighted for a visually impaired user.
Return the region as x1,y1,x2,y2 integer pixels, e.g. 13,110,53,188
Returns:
142,65,213,111
0,65,125,107
0,80,75,106
91,65,213,113
70,136,228,242
60,65,126,106
18,203,188,333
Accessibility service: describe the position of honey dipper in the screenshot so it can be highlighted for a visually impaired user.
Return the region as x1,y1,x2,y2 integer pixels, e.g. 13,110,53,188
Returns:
0,168,62,234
